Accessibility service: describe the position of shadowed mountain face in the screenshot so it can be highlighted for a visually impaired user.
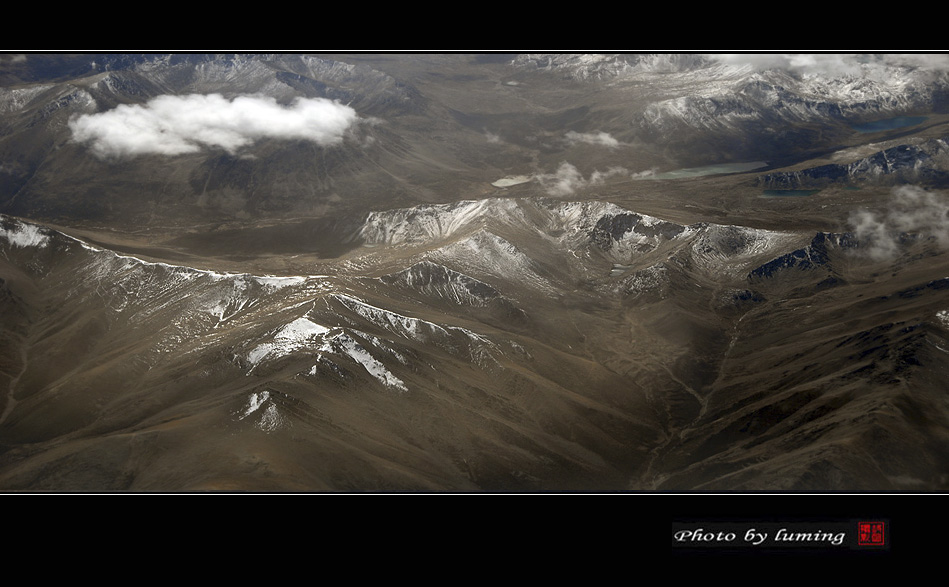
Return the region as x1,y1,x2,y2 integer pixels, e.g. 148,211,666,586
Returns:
2,53,949,491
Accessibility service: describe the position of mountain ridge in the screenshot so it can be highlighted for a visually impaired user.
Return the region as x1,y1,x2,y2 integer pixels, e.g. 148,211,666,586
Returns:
2,53,949,491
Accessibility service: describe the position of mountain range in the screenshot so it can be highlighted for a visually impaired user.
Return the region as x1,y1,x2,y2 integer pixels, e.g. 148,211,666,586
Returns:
1,52,948,491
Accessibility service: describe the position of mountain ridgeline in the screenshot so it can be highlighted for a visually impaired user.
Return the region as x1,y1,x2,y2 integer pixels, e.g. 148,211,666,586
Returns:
1,53,949,491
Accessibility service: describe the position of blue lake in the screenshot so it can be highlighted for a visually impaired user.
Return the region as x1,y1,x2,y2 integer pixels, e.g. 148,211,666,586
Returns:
852,116,928,134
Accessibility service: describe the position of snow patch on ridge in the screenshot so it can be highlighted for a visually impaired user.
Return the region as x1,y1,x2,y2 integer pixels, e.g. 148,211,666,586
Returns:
235,390,288,433
937,310,949,329
433,229,552,292
379,261,503,307
332,293,497,360
244,312,408,391
691,224,801,261
359,200,496,246
327,293,501,370
247,317,332,367
317,330,408,391
202,275,323,326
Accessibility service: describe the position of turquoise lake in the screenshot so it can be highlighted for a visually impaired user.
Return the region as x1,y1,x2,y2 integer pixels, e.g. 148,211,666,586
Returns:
852,116,928,133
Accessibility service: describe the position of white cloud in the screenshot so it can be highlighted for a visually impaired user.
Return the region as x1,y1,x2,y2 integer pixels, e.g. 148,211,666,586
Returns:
630,168,658,179
589,166,629,183
848,185,949,260
69,93,361,159
484,129,502,143
710,53,865,77
535,162,628,196
565,131,621,148
536,162,584,196
708,53,949,77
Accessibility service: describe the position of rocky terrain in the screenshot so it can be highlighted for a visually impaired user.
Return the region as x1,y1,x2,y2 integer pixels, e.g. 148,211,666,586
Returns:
1,53,948,491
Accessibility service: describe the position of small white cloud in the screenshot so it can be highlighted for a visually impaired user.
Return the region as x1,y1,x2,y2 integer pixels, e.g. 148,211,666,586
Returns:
535,162,629,196
69,93,361,159
630,168,658,179
536,162,584,196
565,130,621,148
590,166,629,183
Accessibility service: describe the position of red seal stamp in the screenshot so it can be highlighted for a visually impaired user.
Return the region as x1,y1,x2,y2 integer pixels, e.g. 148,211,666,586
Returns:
857,521,886,546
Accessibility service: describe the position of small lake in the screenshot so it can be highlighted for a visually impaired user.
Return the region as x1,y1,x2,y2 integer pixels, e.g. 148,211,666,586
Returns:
761,189,820,197
852,116,928,134
643,161,769,179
